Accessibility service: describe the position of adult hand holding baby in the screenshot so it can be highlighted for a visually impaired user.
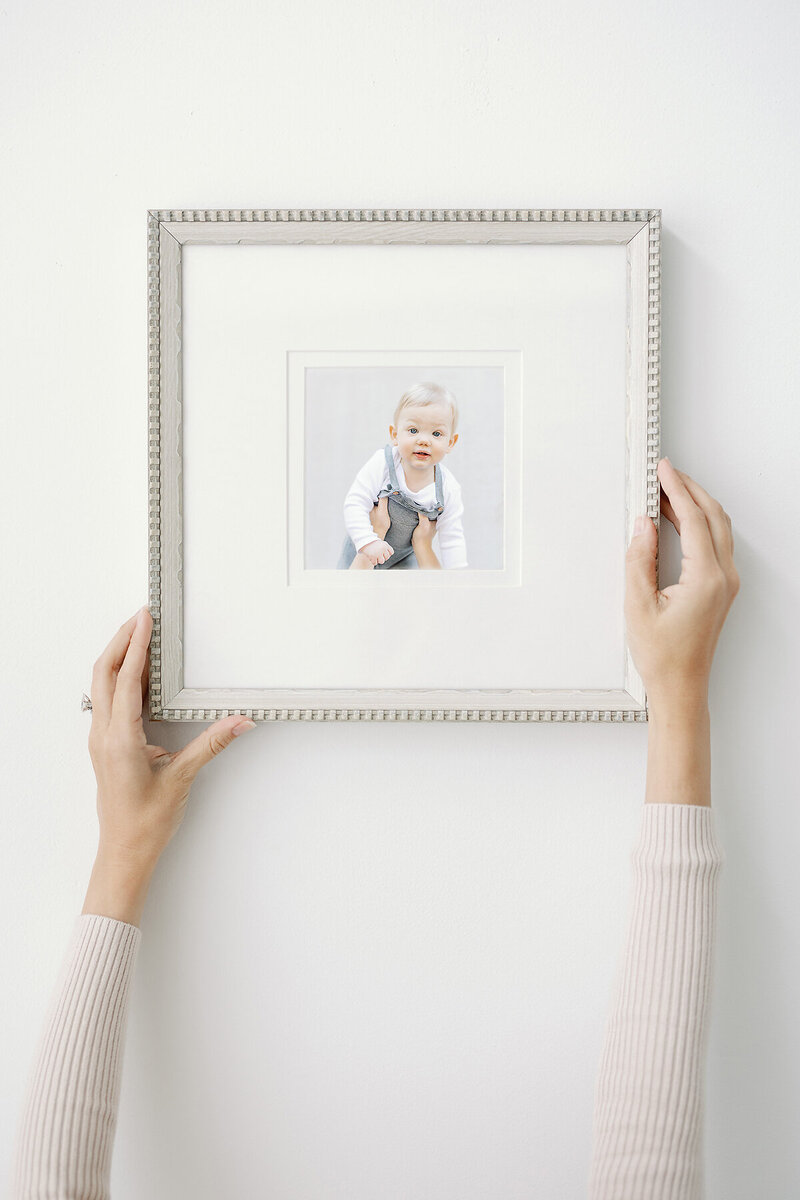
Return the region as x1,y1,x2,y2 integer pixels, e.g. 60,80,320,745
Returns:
411,511,441,569
411,512,437,551
369,496,391,540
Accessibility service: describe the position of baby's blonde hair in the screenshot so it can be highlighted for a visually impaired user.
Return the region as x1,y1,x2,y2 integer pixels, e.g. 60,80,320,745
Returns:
393,382,459,437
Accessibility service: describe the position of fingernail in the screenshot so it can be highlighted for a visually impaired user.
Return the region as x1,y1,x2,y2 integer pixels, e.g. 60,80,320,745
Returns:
135,606,147,626
634,515,647,536
232,720,256,736
663,456,672,465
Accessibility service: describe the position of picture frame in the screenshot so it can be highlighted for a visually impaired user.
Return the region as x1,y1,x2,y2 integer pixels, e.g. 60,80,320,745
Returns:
147,208,661,723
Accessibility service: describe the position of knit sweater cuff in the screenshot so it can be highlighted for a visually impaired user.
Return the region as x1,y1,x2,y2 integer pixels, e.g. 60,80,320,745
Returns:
634,802,725,868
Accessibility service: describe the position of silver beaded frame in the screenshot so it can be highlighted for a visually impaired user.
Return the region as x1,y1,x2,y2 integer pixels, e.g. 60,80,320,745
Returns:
147,208,661,723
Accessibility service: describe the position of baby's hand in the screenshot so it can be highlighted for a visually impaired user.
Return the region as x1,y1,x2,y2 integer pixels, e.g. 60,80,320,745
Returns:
359,538,394,566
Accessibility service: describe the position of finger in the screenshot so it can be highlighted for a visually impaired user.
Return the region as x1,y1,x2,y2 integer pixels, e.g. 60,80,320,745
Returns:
660,467,735,562
141,640,151,707
111,607,152,725
170,715,256,784
669,466,735,568
90,609,145,728
660,488,680,533
656,459,718,574
625,514,658,613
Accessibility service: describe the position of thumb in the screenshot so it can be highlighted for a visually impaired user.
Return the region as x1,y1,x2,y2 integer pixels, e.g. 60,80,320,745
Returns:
170,715,256,783
625,514,658,611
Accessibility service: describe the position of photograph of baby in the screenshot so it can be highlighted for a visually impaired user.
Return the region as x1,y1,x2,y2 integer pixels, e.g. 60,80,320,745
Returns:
303,361,505,571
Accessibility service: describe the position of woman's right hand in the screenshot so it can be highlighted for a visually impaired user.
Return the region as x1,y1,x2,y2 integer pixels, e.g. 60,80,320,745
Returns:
625,458,740,709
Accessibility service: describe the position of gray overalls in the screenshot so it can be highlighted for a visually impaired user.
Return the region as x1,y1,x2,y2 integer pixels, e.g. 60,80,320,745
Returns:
337,443,445,569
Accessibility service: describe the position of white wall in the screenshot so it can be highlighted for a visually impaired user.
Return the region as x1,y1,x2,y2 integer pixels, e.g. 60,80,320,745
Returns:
3,1,799,1196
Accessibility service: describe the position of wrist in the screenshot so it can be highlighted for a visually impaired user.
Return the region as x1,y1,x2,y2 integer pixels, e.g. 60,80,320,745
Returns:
646,681,709,723
645,694,711,808
82,847,159,927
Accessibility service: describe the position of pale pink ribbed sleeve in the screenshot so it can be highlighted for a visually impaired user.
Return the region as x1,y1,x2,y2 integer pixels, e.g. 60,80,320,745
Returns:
10,806,722,1199
11,913,141,1200
588,802,724,1200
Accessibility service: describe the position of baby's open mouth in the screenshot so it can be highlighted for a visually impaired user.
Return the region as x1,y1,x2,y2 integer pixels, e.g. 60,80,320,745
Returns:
414,451,430,458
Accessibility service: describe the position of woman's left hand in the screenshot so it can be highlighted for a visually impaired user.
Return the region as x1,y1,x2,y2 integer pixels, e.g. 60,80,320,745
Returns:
411,512,437,549
88,606,256,868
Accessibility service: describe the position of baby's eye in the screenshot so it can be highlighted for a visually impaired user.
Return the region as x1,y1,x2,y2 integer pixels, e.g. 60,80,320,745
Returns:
433,431,442,437
408,427,417,434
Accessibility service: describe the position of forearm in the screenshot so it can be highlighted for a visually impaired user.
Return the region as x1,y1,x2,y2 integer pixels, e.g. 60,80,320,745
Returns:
588,803,724,1198
646,689,711,807
82,847,158,927
12,914,141,1200
413,540,441,568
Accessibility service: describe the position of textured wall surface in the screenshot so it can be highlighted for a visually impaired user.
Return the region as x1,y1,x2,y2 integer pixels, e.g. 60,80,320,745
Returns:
2,1,798,1196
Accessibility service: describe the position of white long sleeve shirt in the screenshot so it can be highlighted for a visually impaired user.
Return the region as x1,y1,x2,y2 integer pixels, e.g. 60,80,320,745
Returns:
343,445,468,568
11,803,723,1199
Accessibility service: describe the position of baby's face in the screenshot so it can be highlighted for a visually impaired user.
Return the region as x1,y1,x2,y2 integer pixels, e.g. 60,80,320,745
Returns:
390,403,458,470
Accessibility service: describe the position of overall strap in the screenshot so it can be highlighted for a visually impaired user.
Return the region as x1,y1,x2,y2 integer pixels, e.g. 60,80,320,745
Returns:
433,463,445,512
385,443,401,492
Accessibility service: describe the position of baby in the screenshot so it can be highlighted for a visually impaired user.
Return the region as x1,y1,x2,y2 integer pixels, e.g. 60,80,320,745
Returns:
336,381,468,570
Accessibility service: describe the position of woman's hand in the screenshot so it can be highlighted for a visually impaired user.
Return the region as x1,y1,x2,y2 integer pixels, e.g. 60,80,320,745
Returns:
369,496,391,540
82,606,256,923
411,512,441,569
625,458,740,711
411,511,437,550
